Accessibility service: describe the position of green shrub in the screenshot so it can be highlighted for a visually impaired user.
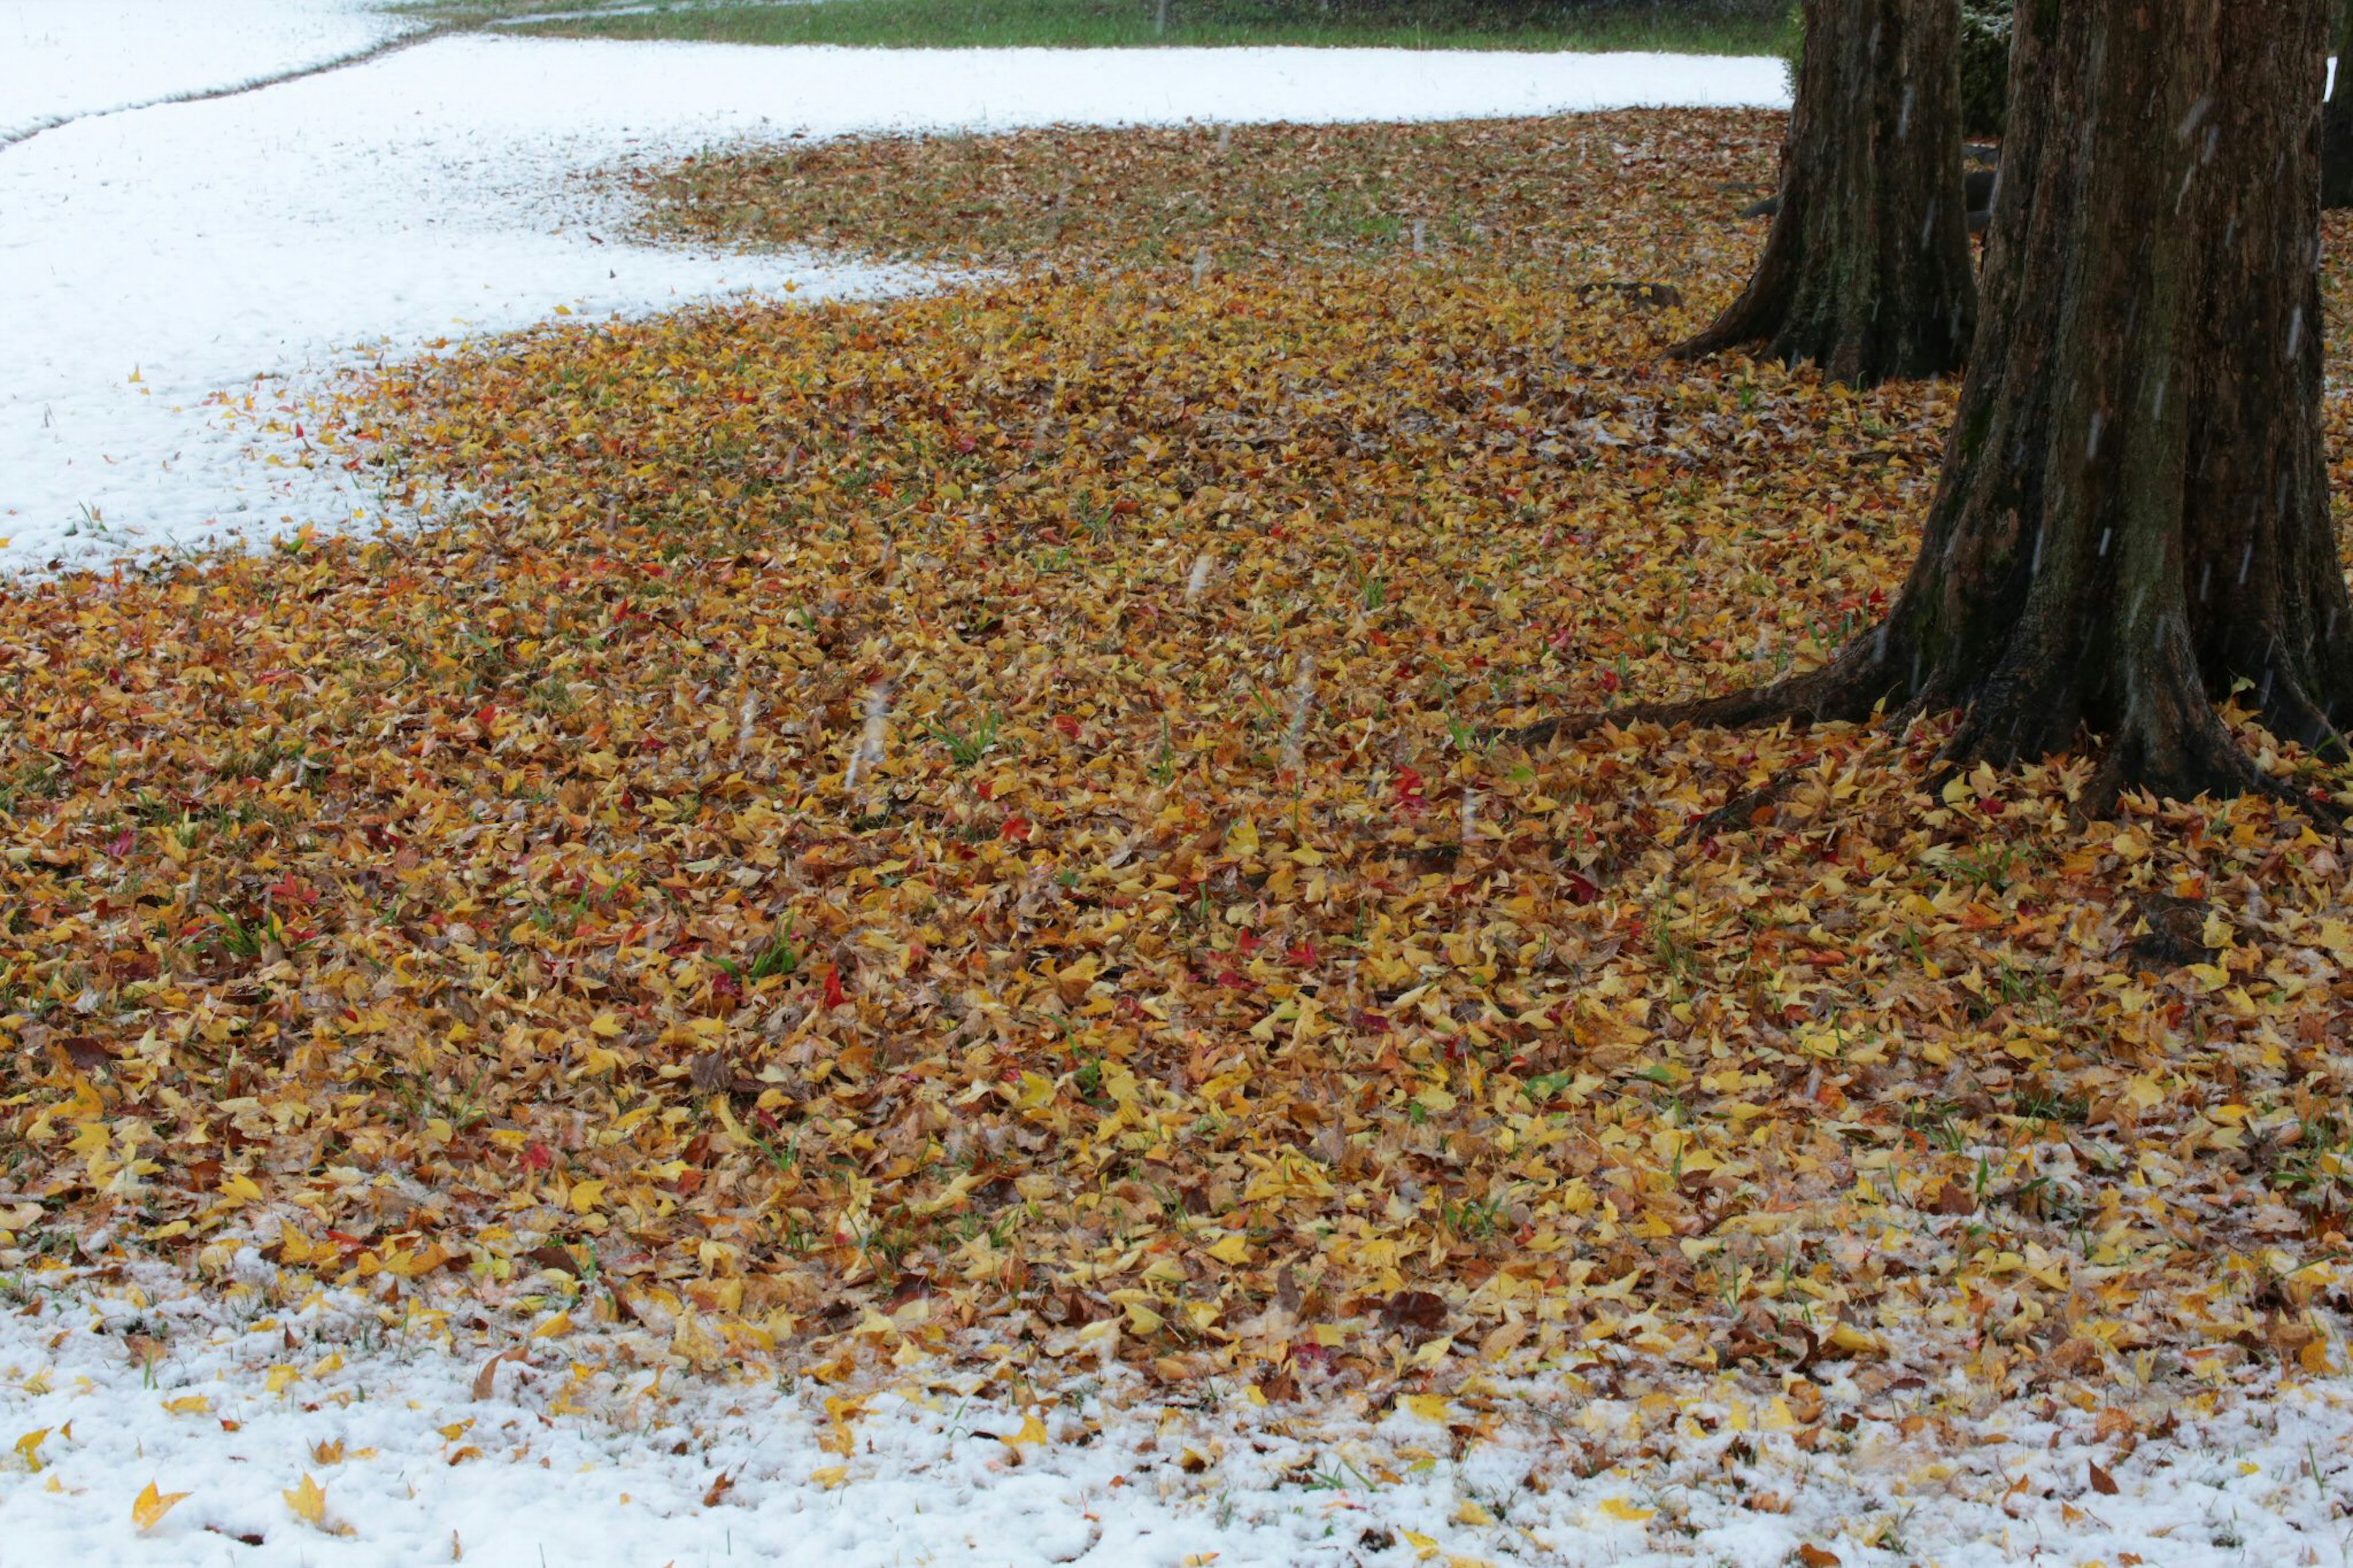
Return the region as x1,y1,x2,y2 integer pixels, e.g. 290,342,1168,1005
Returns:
1958,2,2011,139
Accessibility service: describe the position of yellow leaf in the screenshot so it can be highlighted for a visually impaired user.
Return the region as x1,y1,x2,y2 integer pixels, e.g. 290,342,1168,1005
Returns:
13,1428,50,1471
810,1464,849,1488
1597,1497,1654,1523
1009,1412,1049,1449
1203,1231,1251,1265
265,1365,300,1396
161,1395,212,1416
1453,1498,1494,1526
532,1310,574,1339
1404,1392,1450,1423
567,1179,607,1213
1401,1529,1440,1560
284,1472,328,1528
1828,1323,1882,1358
590,1012,624,1038
1225,817,1259,855
132,1480,191,1534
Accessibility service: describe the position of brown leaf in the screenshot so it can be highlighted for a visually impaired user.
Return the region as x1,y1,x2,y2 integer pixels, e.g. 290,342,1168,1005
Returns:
59,1036,112,1073
702,1471,735,1507
1930,1180,1977,1216
1796,1547,1841,1568
1379,1290,1447,1336
2089,1461,2119,1496
525,1244,579,1275
471,1346,525,1402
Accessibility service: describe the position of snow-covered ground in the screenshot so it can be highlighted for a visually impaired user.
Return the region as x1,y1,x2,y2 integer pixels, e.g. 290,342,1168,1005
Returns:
0,0,420,143
7,1272,2353,1567
0,30,1789,574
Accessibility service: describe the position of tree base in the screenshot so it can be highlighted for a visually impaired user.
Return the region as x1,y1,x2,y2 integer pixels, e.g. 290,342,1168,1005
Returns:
1512,626,2339,825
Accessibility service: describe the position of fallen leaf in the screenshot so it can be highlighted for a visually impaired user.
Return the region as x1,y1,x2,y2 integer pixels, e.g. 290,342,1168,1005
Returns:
132,1481,191,1534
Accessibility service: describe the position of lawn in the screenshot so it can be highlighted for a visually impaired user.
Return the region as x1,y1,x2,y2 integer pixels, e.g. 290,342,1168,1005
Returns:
406,0,1799,55
12,108,2353,1444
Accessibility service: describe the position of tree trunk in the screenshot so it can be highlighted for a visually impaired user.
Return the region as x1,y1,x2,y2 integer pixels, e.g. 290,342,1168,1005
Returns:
1537,0,2352,809
2325,0,2353,207
1733,0,2349,806
1669,0,1977,387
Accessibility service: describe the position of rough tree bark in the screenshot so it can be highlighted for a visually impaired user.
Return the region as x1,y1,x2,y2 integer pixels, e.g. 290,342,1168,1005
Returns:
2327,0,2353,207
1540,0,2353,808
1669,0,1976,387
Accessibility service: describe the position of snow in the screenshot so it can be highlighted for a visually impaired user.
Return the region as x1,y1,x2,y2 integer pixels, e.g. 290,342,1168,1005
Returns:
0,34,1789,574
0,1,419,143
6,1271,2353,1566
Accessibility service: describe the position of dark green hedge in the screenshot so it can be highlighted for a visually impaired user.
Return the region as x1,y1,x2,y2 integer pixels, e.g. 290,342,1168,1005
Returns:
1958,2,2011,139
1189,0,1790,25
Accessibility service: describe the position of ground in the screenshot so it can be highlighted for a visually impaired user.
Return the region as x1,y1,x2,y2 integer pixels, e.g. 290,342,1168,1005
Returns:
9,6,2353,1566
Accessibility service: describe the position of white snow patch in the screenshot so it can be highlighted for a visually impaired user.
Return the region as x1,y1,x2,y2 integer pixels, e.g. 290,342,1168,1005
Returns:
0,35,1789,574
5,1276,2353,1566
0,0,420,143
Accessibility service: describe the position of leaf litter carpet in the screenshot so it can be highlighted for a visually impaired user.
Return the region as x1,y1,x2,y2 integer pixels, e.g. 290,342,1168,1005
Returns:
12,109,2353,1563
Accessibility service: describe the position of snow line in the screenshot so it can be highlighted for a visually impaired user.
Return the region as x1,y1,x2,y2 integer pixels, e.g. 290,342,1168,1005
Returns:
0,36,1788,575
0,1,426,147
4,1271,2351,1566
0,28,445,151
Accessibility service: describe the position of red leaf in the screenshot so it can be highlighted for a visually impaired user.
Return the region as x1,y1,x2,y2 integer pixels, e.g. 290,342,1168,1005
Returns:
1392,766,1427,818
823,966,847,1007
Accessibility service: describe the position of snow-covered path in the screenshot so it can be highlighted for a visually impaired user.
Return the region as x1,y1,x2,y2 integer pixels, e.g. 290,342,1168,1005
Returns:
0,31,1789,573
0,0,422,143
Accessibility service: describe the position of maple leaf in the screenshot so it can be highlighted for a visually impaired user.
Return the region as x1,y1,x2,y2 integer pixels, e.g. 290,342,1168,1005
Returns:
132,1481,190,1534
283,1472,335,1531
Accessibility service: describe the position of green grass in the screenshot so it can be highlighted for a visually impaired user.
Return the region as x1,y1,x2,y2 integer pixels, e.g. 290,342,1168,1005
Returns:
418,0,1792,56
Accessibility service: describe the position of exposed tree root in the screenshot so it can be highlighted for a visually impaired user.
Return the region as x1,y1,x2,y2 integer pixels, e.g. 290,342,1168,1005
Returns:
1502,656,1889,750
1509,626,2347,833
1685,777,1798,842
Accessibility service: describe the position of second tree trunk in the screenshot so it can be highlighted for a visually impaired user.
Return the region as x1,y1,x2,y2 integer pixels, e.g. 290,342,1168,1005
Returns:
1670,0,1977,387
